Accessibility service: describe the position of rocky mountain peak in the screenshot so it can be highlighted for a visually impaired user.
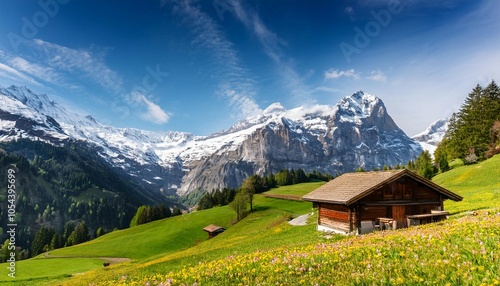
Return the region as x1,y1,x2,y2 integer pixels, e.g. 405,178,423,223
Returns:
1,85,422,199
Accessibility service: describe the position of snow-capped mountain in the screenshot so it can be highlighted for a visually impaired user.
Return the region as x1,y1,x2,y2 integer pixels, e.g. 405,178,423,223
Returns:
0,85,422,199
412,118,449,155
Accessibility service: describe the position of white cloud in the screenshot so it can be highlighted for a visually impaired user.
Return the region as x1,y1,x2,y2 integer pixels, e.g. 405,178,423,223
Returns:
324,68,360,80
128,90,171,124
366,70,387,82
311,86,341,94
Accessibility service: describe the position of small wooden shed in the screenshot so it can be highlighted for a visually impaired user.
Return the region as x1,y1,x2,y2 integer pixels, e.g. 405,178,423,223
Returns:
302,169,462,234
202,224,225,239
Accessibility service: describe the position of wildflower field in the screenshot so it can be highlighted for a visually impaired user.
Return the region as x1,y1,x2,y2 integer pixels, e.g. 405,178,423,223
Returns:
91,210,500,286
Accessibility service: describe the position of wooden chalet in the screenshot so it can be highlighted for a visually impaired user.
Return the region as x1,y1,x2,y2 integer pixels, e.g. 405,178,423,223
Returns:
302,169,462,234
202,224,225,239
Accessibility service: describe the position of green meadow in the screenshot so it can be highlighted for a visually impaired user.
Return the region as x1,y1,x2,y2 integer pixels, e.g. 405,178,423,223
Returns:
435,154,500,214
1,155,499,285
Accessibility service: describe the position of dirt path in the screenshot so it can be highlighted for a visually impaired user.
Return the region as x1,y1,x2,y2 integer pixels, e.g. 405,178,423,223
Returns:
262,193,303,201
288,213,311,226
42,252,131,264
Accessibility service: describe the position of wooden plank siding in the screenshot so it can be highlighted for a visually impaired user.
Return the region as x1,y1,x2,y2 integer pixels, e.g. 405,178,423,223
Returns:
318,203,353,232
356,180,443,229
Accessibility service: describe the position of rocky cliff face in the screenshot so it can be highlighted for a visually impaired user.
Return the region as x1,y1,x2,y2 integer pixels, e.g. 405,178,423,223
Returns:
0,85,422,199
176,91,422,195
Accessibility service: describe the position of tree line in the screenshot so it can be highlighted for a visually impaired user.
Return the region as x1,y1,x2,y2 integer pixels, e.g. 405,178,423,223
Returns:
436,80,500,164
224,169,333,222
197,169,333,213
129,204,182,227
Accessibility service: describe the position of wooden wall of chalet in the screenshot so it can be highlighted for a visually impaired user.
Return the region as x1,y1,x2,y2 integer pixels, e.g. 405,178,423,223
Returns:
358,178,441,204
318,203,355,232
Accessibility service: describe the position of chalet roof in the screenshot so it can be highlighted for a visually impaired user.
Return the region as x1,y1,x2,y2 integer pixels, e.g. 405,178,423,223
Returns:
302,169,462,205
202,224,225,233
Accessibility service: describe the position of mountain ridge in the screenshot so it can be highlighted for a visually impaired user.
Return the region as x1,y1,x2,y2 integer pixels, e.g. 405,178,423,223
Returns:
412,117,449,155
0,85,423,199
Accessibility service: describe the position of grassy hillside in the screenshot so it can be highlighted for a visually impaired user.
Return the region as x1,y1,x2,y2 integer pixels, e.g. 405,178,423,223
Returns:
264,180,326,197
3,157,500,285
0,182,321,284
89,210,500,286
66,157,498,286
436,154,500,214
0,204,234,283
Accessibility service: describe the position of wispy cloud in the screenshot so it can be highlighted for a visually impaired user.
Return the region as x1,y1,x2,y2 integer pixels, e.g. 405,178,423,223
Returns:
9,56,63,84
324,68,360,80
0,39,171,125
32,39,123,94
166,0,261,118
0,62,41,86
366,70,387,82
129,90,171,124
228,0,311,103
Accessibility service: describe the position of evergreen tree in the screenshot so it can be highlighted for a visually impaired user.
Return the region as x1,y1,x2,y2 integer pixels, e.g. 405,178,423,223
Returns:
267,172,277,188
406,160,416,171
197,193,213,210
66,222,89,246
96,227,106,238
49,233,62,250
31,227,55,256
437,152,450,173
130,206,147,227
0,239,10,262
62,221,75,245
296,169,308,183
415,151,436,179
172,206,182,216
442,81,500,159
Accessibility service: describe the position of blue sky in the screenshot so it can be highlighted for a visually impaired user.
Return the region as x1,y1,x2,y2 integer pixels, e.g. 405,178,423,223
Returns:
1,0,499,136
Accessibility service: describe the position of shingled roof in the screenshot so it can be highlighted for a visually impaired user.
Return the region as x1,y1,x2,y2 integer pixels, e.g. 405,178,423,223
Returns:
202,224,225,233
302,169,462,205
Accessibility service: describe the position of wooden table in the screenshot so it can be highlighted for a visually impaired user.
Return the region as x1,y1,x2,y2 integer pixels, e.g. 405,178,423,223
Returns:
377,217,397,230
406,212,449,226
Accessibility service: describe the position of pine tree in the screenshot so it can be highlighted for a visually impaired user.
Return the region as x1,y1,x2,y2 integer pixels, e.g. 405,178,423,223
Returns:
443,81,500,159
31,227,55,256
66,222,89,246
0,239,10,262
267,172,276,188
197,193,213,210
96,227,106,238
172,206,182,216
415,151,436,179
